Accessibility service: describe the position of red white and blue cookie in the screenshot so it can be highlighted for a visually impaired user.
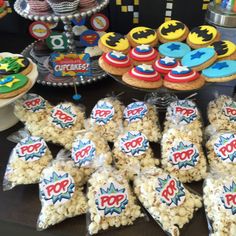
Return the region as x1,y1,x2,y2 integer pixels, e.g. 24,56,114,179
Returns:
202,60,236,82
154,56,180,75
122,64,162,89
164,65,205,91
99,51,132,76
129,44,158,66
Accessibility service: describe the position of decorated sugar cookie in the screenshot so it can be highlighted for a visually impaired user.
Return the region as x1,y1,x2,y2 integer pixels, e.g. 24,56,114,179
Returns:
154,56,180,75
0,1,7,19
99,51,132,76
98,32,130,54
209,40,236,60
181,48,217,71
158,42,191,59
187,25,220,49
129,44,158,66
0,74,30,99
127,26,158,47
0,56,32,76
202,60,236,82
122,64,162,89
157,20,189,43
164,65,205,91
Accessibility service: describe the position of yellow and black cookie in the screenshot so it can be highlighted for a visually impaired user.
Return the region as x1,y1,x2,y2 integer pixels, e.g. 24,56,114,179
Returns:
0,56,33,76
98,32,130,54
209,40,236,61
0,74,31,99
187,25,220,49
157,20,189,43
127,26,158,47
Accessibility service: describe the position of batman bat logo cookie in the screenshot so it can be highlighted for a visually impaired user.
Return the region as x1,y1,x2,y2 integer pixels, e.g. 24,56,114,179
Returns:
128,26,158,47
99,32,130,53
158,20,188,42
187,25,219,48
209,40,236,59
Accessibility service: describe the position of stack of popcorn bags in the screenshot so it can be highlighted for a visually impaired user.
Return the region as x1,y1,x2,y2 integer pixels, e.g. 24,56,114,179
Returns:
3,92,236,235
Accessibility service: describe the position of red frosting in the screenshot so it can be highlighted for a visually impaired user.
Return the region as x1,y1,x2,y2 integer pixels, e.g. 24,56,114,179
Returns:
129,47,158,62
102,52,131,68
154,59,180,74
165,69,200,83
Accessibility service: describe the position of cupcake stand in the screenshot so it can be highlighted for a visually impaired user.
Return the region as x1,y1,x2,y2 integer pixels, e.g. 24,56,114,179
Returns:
0,52,38,131
14,0,110,87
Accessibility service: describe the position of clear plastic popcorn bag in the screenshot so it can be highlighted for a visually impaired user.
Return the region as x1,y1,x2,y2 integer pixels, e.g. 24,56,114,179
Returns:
37,151,87,230
123,100,162,142
134,167,203,236
87,166,144,235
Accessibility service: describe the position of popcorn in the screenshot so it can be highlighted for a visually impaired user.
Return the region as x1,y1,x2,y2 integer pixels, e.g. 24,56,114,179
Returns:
203,174,236,236
87,167,143,235
113,130,159,180
208,95,236,132
87,97,125,142
28,102,85,148
206,132,236,175
164,100,203,143
123,101,162,142
37,156,87,230
161,128,207,183
70,131,112,184
134,167,202,236
3,136,53,191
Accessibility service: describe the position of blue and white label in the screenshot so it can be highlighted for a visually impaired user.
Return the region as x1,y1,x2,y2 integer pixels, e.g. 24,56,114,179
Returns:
91,101,114,125
221,181,236,215
71,138,96,167
156,174,186,208
214,133,236,163
120,131,149,156
223,101,236,122
170,100,198,125
23,93,46,113
124,102,148,123
95,182,128,217
15,136,47,162
169,141,199,170
50,104,77,129
40,171,75,206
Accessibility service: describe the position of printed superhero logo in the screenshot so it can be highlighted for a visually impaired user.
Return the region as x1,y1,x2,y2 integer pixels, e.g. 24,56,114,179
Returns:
131,27,156,44
160,21,185,39
23,93,46,113
156,174,186,208
189,26,217,44
80,30,100,47
91,101,114,125
221,181,236,215
223,101,236,122
71,138,96,167
124,102,148,123
95,182,128,217
40,171,75,206
169,141,200,170
171,100,197,125
214,133,236,163
15,136,47,162
50,104,77,129
120,131,149,157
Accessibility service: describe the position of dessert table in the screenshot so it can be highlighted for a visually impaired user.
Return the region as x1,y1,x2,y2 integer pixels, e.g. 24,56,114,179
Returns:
0,75,235,236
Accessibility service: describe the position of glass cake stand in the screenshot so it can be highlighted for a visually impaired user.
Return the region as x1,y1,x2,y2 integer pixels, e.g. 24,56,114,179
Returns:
0,53,38,131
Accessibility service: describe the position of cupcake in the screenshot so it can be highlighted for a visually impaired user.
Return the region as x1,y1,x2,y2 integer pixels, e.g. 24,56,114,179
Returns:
46,0,80,13
129,44,158,66
28,0,51,13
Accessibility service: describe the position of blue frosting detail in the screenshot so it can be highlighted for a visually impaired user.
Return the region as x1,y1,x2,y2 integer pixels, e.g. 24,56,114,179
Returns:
110,52,127,60
172,67,191,75
136,66,154,74
159,42,191,59
0,76,14,85
181,48,215,68
160,58,177,66
136,46,151,53
202,60,236,78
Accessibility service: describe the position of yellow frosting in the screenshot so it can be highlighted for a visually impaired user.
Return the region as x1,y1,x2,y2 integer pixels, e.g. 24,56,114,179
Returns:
159,20,186,40
209,40,236,58
100,32,130,51
188,25,217,45
129,26,157,44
